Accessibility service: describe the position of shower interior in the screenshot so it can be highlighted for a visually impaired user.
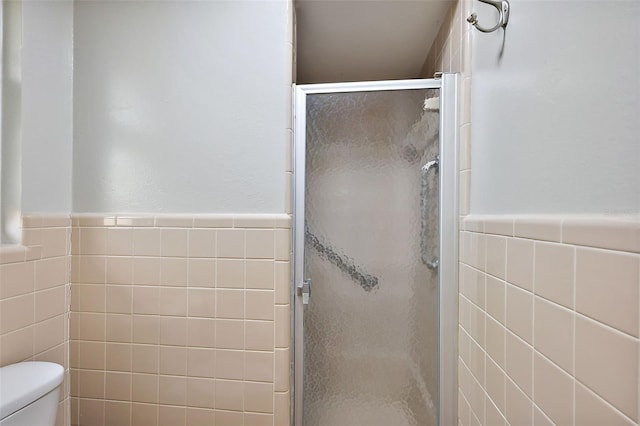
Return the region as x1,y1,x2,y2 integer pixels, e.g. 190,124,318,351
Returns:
300,88,441,426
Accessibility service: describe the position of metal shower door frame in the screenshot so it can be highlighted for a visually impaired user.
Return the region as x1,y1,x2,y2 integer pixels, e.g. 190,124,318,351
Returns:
292,75,459,426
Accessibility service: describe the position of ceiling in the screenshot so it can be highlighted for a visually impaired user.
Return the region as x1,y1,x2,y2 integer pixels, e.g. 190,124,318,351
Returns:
295,0,453,84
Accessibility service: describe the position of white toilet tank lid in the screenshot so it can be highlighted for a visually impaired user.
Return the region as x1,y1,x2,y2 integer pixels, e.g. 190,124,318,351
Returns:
0,361,64,420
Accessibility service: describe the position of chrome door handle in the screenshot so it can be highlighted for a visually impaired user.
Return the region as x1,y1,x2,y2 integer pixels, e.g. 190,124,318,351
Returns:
421,156,439,270
298,278,311,305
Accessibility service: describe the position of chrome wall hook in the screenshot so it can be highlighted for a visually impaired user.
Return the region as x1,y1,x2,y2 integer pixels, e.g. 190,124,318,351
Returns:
467,0,510,33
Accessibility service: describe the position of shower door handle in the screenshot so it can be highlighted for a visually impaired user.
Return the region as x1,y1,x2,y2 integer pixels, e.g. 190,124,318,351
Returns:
297,278,311,305
421,156,439,270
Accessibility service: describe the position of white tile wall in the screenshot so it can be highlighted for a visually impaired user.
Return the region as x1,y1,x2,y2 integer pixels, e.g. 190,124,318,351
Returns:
459,215,640,426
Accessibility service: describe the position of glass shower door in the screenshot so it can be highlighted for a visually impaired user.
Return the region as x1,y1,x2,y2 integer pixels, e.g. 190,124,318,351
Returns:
296,85,442,426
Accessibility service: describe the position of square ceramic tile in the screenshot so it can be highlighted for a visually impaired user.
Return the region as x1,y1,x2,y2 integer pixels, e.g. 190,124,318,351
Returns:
187,407,215,425
505,331,533,397
105,401,131,426
0,262,34,299
214,379,244,411
216,259,245,289
274,229,290,261
187,318,215,348
188,259,215,288
246,260,275,290
159,346,187,376
485,355,505,413
245,321,274,351
534,242,574,308
159,287,188,316
215,319,244,350
575,381,634,426
132,229,161,256
105,285,132,314
34,315,65,354
485,316,505,368
73,312,106,341
245,350,274,382
158,405,186,426
80,227,106,256
78,398,105,426
132,344,159,374
160,258,188,287
131,402,158,426
159,317,187,346
132,373,158,404
576,248,639,336
533,297,574,373
245,230,275,259
161,229,189,257
533,352,574,425
78,256,106,284
105,314,131,343
217,230,245,259
486,235,507,279
215,349,244,380
486,398,507,426
189,229,216,258
188,288,216,318
106,343,132,372
77,341,105,370
505,377,532,426
132,315,160,345
0,293,35,334
506,237,534,291
106,257,133,285
505,284,533,343
468,303,485,347
132,286,160,315
216,289,244,319
485,276,505,324
187,347,216,378
133,257,161,286
468,338,485,386
0,326,34,365
105,372,131,401
245,290,274,320
106,228,133,256
159,375,187,406
244,382,273,413
35,286,67,321
575,315,638,420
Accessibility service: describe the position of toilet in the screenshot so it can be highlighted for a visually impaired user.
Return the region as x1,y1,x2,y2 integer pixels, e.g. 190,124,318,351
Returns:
0,362,64,426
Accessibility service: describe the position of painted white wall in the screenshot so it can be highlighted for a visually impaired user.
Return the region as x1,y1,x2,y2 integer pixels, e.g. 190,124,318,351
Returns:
470,0,640,214
73,0,292,213
21,0,74,213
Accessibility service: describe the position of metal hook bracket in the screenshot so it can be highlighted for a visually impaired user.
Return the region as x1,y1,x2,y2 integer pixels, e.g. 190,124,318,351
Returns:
467,0,510,33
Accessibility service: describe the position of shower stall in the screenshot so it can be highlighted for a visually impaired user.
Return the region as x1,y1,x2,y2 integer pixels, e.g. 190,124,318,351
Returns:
293,76,458,426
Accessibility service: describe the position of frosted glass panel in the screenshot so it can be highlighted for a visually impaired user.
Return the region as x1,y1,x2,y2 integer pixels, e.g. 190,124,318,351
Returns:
303,89,440,426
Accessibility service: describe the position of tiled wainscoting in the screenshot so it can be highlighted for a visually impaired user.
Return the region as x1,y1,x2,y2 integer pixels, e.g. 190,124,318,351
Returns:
0,215,71,426
68,214,291,426
458,215,640,426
